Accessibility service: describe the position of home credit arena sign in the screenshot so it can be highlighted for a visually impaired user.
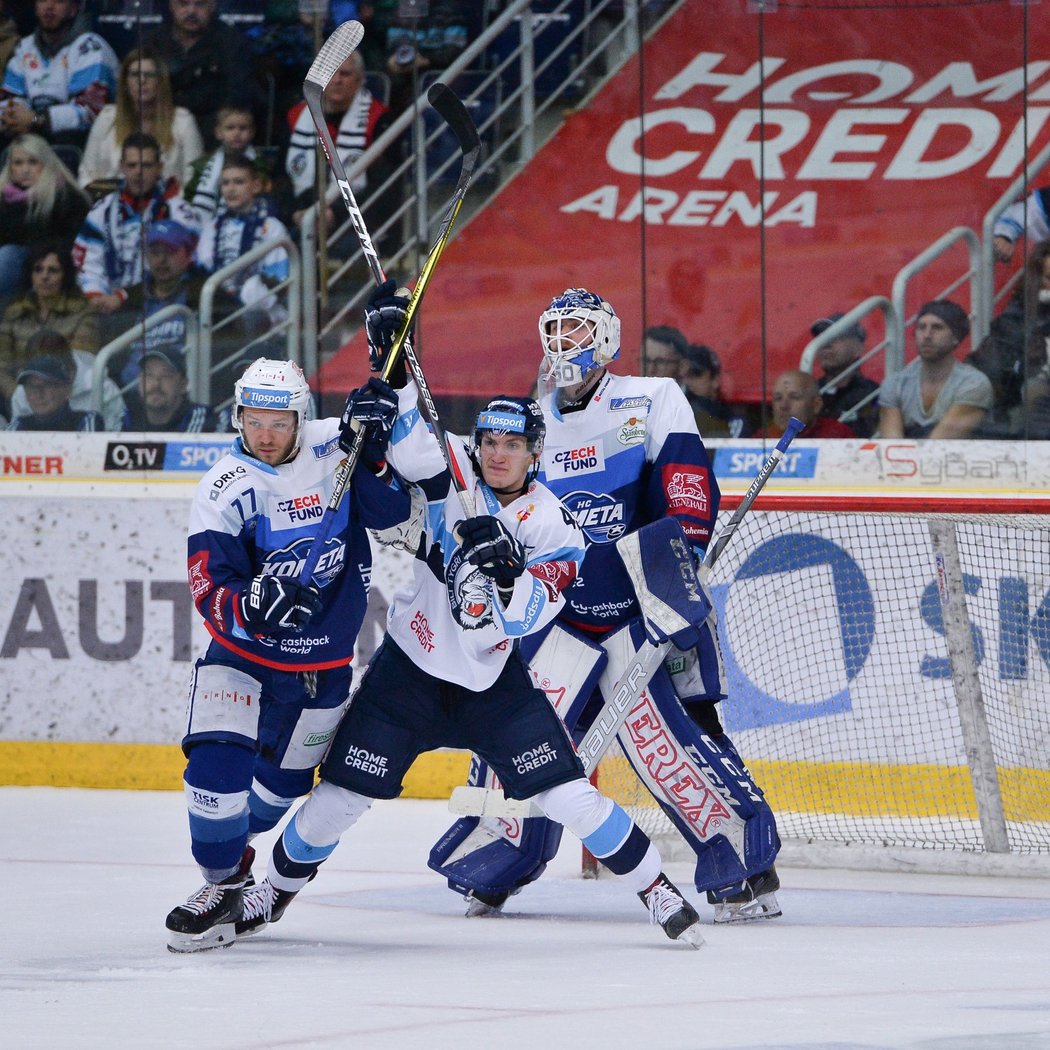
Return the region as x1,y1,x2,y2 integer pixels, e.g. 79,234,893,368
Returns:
321,0,1049,405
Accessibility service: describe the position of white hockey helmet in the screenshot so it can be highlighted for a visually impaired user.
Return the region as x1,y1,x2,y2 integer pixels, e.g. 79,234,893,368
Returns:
538,288,621,388
233,358,312,457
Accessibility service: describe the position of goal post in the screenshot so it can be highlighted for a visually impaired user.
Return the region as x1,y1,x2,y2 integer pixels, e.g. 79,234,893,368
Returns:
592,495,1050,877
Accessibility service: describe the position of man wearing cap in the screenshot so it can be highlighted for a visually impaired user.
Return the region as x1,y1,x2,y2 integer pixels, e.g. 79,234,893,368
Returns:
878,300,993,439
810,313,880,438
102,217,206,389
6,352,102,431
681,342,752,438
121,347,223,433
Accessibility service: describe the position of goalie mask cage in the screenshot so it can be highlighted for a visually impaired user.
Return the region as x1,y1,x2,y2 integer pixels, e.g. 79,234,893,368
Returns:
590,496,1050,878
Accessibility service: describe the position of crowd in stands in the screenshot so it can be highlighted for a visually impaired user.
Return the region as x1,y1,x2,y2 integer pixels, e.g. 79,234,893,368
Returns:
1,1,1048,439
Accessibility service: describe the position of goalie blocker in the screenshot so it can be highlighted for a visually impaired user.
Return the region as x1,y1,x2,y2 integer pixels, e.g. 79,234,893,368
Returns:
429,518,781,904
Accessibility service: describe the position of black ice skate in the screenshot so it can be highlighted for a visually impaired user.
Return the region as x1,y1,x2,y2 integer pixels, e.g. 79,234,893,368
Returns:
639,873,705,948
708,867,782,924
235,878,299,938
165,873,245,953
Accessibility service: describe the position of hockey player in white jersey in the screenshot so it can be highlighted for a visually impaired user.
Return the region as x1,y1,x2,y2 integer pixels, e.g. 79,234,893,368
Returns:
164,358,410,953
428,287,783,924
235,356,706,949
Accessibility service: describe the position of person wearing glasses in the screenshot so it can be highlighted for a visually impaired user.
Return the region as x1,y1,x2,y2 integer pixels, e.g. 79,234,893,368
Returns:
165,357,410,953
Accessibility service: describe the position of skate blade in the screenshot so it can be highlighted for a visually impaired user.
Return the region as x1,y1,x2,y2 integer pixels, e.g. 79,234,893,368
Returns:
166,922,238,953
712,893,782,924
464,898,506,918
674,921,706,949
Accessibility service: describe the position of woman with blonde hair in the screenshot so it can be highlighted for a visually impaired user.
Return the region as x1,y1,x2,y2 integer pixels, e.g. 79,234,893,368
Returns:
79,49,204,191
0,134,89,298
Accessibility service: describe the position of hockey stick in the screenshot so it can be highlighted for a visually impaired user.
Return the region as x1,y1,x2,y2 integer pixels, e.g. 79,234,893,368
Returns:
303,23,479,511
298,28,480,582
448,417,806,818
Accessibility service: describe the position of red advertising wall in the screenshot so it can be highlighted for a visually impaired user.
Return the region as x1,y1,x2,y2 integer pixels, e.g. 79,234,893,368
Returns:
321,0,1049,406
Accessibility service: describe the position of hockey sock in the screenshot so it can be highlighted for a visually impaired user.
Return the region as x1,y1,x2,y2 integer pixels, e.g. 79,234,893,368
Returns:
247,765,315,835
184,741,255,880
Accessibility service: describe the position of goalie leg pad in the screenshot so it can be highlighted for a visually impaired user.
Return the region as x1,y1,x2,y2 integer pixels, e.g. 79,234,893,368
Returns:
427,814,563,897
429,624,606,898
607,628,780,892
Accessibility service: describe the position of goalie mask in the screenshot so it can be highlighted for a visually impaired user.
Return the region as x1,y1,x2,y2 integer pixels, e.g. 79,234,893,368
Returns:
472,395,545,493
538,288,621,388
233,358,313,461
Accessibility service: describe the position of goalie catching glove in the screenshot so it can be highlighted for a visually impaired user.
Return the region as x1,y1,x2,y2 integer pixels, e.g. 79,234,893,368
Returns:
239,575,322,634
457,515,527,588
339,377,399,468
365,278,411,383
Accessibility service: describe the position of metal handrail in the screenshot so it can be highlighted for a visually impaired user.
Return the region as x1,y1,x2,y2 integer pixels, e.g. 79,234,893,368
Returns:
198,234,301,403
92,303,198,417
978,138,1050,343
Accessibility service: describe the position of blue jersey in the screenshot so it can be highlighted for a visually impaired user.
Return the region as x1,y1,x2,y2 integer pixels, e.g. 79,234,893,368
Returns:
187,419,410,671
538,371,719,634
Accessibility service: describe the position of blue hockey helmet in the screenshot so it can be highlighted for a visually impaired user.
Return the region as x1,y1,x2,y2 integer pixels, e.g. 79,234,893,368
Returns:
473,395,546,490
538,287,621,388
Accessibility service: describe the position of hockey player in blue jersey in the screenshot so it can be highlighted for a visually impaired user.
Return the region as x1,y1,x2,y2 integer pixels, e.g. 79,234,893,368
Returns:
233,369,707,949
164,358,411,953
428,287,783,924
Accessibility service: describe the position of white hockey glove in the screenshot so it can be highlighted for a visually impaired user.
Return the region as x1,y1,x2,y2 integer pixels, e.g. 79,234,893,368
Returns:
239,575,322,634
457,515,527,589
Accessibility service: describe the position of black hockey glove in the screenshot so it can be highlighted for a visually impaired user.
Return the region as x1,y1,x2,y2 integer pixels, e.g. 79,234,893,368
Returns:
338,377,399,465
239,575,322,634
457,515,527,588
365,278,411,383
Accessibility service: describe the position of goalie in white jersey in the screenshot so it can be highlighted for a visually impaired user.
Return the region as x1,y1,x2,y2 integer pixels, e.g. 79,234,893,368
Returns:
429,287,783,925
235,349,707,949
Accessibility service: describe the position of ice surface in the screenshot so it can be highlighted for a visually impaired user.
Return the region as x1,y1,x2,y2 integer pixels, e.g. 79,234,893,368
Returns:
4,787,1050,1050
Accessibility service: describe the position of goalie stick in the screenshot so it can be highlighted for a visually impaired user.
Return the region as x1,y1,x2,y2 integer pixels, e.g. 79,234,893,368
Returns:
298,23,481,582
448,416,807,818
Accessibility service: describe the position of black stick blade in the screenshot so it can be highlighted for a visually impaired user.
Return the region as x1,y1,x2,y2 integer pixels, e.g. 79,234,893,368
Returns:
305,20,364,91
427,81,482,154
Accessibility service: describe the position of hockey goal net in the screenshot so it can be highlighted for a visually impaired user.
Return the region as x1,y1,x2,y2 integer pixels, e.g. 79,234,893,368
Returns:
592,497,1050,875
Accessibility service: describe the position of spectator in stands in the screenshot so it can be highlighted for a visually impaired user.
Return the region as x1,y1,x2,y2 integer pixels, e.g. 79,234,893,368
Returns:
78,49,204,192
284,49,387,232
121,345,222,432
73,131,200,312
809,312,880,438
0,0,118,150
681,343,751,438
382,0,469,116
100,217,204,390
641,324,687,379
245,1,360,142
0,239,96,410
7,318,122,428
878,300,992,439
145,0,263,147
194,152,289,327
991,185,1050,264
758,369,857,439
5,330,103,431
0,3,19,101
0,132,88,299
184,105,269,218
968,240,1050,437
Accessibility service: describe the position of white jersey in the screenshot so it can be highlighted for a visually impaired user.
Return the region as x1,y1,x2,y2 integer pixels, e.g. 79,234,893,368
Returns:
384,382,586,691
